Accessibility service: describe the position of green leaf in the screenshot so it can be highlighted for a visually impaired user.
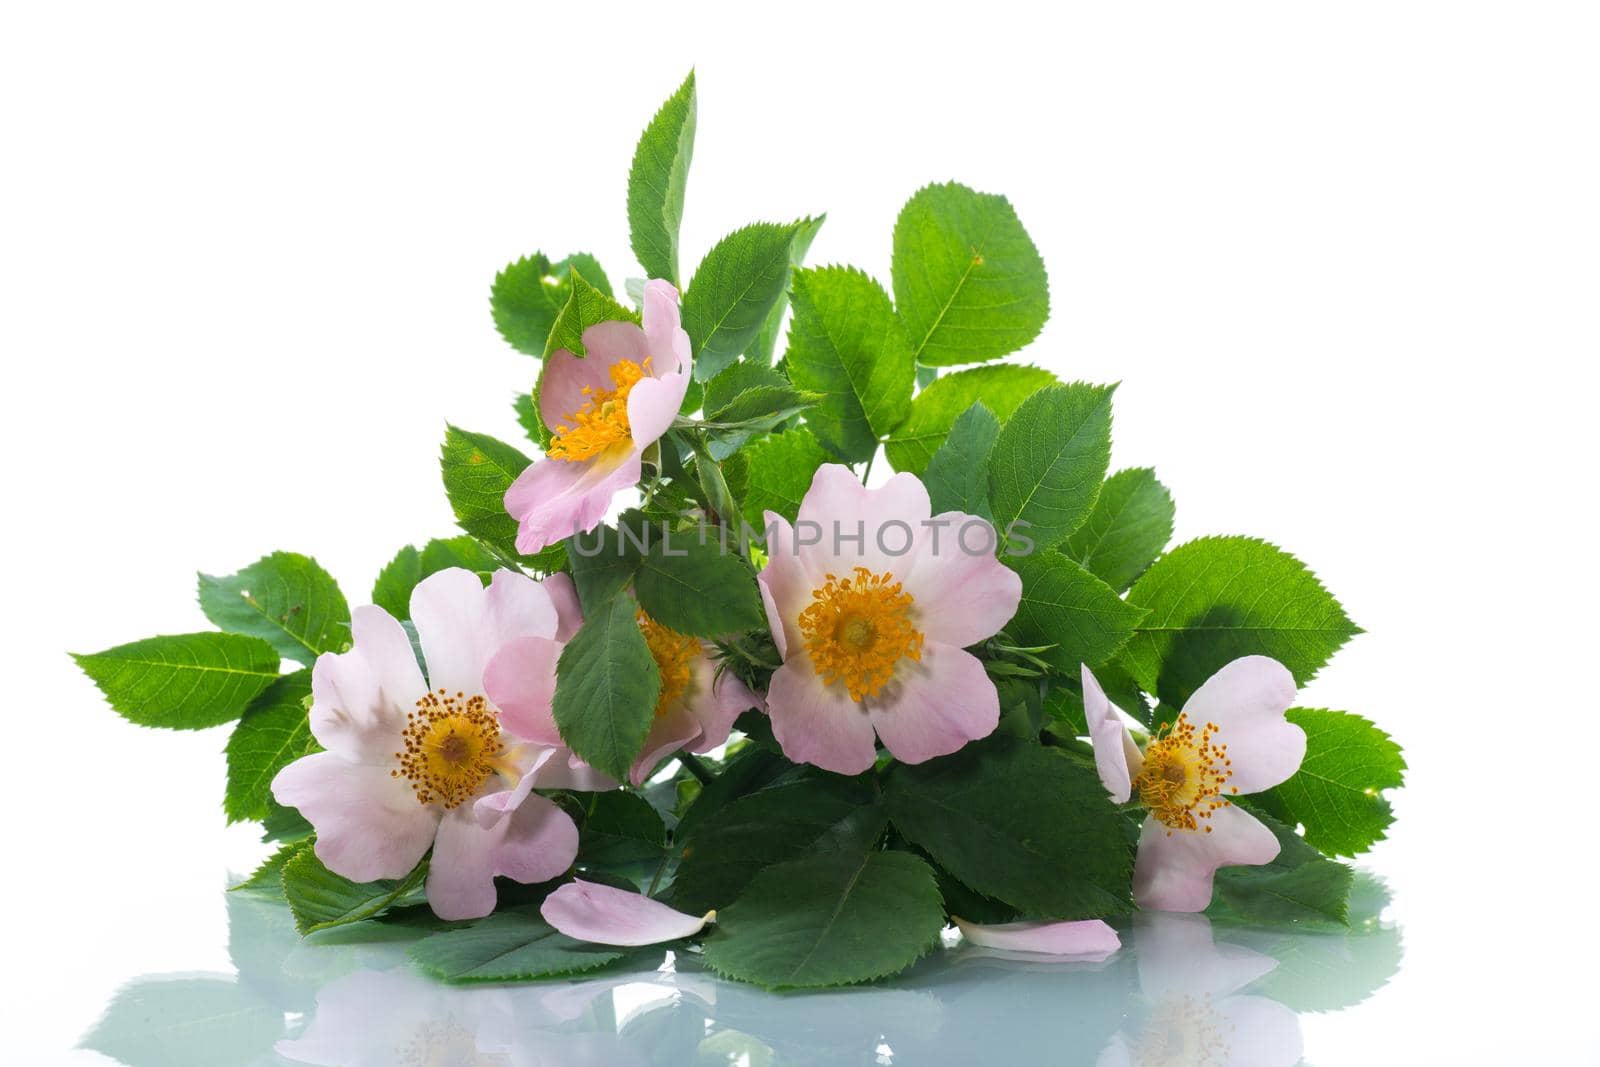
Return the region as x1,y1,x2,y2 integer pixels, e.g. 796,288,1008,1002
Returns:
1063,467,1176,593
1261,709,1405,857
491,252,614,357
884,738,1132,919
1247,871,1403,1011
198,552,350,667
543,268,640,361
672,776,884,915
891,181,1049,366
702,361,817,428
784,265,915,462
748,214,825,365
513,392,540,441
1211,808,1353,926
739,427,829,529
703,849,944,989
280,848,426,935
567,522,644,613
230,840,309,898
634,530,766,637
1122,536,1361,707
439,425,531,559
684,221,811,382
578,790,669,870
922,400,1000,520
419,536,503,580
989,383,1115,552
884,363,1057,475
80,977,282,1067
1006,554,1146,675
75,632,281,730
224,670,318,823
552,594,661,781
410,910,627,982
260,800,313,843
628,71,696,287
372,545,422,619
673,746,791,841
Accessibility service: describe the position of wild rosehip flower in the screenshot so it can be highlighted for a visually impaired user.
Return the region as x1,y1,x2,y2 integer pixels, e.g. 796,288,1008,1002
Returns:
757,464,1022,774
1082,657,1307,912
485,596,760,787
271,568,585,921
503,280,692,556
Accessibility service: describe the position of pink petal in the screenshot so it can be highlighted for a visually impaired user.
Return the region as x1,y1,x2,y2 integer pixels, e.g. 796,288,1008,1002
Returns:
529,749,617,791
1082,665,1142,804
538,320,650,430
1132,804,1281,913
541,880,711,946
757,512,825,657
630,705,703,786
425,794,579,921
409,568,557,698
472,748,555,829
954,917,1121,960
271,752,436,883
1133,911,1278,999
868,642,1000,765
625,367,689,450
766,661,880,774
540,572,584,641
505,449,643,556
702,656,764,743
1181,657,1305,794
757,574,788,658
641,279,689,377
483,635,563,746
897,512,1020,647
308,605,422,762
794,466,932,576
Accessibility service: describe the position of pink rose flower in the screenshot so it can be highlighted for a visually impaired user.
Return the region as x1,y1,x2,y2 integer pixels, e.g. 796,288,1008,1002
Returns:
756,464,1022,774
503,280,692,555
271,568,585,921
1082,657,1308,912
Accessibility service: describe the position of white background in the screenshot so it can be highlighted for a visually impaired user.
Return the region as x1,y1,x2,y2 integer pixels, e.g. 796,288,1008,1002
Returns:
4,1,1597,1061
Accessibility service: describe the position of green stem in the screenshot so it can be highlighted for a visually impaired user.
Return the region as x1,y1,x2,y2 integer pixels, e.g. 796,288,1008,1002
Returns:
677,751,714,785
860,448,877,485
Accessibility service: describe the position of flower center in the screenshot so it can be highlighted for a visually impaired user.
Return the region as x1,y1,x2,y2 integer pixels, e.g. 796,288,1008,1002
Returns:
1132,714,1237,833
393,689,507,808
638,610,697,717
547,358,650,462
798,567,924,701
1133,994,1227,1066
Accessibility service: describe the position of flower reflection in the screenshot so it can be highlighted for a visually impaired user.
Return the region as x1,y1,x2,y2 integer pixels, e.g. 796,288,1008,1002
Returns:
82,877,1399,1067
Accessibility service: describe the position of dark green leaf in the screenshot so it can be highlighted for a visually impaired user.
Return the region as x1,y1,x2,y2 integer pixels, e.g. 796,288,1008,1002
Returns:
634,531,766,637
567,522,644,613
673,746,792,841
685,221,811,381
1261,708,1405,857
989,383,1116,552
224,670,317,823
703,849,944,988
891,182,1049,366
1211,808,1353,926
1122,536,1360,707
784,265,915,462
1007,554,1146,674
553,595,661,781
280,848,426,934
884,363,1056,475
628,71,696,286
922,401,999,520
197,552,349,667
1063,467,1175,593
410,909,628,982
578,790,669,869
884,738,1132,918
672,776,884,915
75,633,281,730
439,425,530,559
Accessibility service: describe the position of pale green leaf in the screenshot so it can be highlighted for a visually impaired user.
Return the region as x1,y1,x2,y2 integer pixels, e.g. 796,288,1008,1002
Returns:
922,400,999,520
198,551,349,666
1064,467,1175,593
739,427,829,529
1263,708,1406,857
280,848,426,935
884,363,1056,475
749,214,825,365
75,632,281,730
988,383,1115,552
224,670,318,823
1006,553,1146,674
684,221,810,381
411,910,628,982
628,71,696,286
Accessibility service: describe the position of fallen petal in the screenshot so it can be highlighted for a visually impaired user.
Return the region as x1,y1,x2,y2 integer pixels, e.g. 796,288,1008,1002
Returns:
953,917,1121,961
541,880,712,947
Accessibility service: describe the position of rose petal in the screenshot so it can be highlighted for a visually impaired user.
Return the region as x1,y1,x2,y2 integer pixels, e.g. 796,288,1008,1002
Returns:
540,572,584,641
1181,656,1305,794
1133,804,1281,913
505,448,643,555
897,512,1020,647
867,642,1000,765
483,635,563,746
766,661,879,775
425,794,579,920
538,320,650,430
410,568,557,697
1082,664,1141,803
954,917,1121,961
271,753,436,883
308,605,422,762
541,880,711,946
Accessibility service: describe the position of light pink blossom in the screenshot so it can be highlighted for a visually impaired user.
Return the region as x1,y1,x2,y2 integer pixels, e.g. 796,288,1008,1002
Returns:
271,568,584,920
503,280,692,555
757,464,1022,774
542,879,714,947
1082,657,1307,912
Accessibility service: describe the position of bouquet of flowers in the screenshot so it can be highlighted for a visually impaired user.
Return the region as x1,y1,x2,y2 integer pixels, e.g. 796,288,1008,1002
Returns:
75,72,1404,990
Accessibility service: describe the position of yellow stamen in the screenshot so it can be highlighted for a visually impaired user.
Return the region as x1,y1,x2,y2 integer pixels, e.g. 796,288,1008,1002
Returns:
547,358,650,462
638,610,698,717
392,689,505,808
798,566,924,701
1133,714,1236,834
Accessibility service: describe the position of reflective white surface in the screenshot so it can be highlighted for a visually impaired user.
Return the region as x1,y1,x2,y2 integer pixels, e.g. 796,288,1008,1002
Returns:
72,878,1401,1066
